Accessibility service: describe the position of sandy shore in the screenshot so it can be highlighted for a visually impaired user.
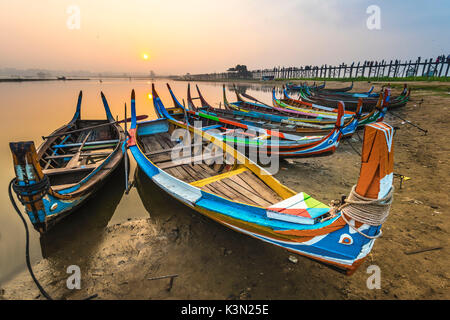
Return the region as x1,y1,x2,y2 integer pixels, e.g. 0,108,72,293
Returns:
2,82,449,300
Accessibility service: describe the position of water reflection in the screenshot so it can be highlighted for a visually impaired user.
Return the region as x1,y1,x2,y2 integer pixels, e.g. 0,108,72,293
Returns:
134,166,191,221
38,160,127,276
0,78,277,284
193,81,281,93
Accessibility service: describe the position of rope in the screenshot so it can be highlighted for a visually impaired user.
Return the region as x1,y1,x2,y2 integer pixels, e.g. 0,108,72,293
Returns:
12,175,50,206
338,128,362,156
8,179,54,300
337,185,394,239
9,178,98,300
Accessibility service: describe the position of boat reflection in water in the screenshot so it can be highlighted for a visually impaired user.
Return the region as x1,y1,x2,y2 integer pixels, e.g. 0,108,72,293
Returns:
39,159,127,268
134,166,193,221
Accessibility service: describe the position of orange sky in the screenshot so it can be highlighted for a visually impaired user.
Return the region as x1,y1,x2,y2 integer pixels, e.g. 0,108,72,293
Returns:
0,0,448,75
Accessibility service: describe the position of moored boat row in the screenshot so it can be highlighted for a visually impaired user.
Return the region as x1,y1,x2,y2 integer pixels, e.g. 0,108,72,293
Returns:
9,81,400,275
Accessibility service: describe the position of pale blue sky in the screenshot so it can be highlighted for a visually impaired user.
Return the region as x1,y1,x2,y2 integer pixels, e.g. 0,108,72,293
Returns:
0,0,448,74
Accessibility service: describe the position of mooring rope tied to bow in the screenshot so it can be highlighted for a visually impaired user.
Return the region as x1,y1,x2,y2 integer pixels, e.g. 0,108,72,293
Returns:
338,185,394,239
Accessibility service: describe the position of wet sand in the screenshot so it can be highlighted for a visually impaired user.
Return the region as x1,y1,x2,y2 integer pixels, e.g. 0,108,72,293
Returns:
2,82,449,300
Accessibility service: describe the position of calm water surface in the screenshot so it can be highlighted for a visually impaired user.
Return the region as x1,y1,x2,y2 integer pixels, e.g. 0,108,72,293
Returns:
0,78,276,284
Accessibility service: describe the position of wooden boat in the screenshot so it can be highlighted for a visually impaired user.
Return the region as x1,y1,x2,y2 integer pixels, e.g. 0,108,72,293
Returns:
316,81,354,93
239,87,354,120
273,87,356,116
280,88,390,128
225,86,347,124
316,85,378,98
9,91,126,233
287,81,354,93
299,84,410,112
128,88,395,274
159,84,344,158
222,85,360,137
286,81,326,91
179,83,360,138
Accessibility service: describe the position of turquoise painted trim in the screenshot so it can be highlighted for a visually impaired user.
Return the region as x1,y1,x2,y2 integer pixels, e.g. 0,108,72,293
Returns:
137,119,170,136
100,92,116,122
167,84,187,111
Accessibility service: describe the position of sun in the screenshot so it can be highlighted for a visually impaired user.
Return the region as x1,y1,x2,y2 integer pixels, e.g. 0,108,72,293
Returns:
142,53,149,60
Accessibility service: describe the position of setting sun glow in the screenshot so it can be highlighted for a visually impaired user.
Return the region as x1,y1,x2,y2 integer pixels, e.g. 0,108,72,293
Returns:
142,53,149,60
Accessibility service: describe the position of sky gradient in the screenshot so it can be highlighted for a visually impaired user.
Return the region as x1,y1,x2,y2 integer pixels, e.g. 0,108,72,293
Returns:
0,0,449,75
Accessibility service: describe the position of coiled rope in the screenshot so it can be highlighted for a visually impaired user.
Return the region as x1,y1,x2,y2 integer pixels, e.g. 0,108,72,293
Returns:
12,175,50,205
338,185,394,239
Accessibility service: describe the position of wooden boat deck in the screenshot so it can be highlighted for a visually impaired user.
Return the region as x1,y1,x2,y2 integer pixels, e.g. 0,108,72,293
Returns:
140,132,282,207
38,120,123,191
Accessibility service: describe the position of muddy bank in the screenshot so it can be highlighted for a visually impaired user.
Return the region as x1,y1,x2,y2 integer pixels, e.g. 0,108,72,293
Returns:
2,82,449,300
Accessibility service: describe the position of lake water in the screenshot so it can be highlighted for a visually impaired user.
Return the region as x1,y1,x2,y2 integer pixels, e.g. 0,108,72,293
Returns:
0,78,277,284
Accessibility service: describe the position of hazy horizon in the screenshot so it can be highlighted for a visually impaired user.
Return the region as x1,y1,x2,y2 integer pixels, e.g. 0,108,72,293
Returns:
1,0,449,76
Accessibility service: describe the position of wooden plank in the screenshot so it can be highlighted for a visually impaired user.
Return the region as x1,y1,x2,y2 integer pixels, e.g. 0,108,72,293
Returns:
46,152,110,159
219,177,272,207
157,136,209,182
80,144,116,150
43,164,97,175
52,183,79,191
145,142,207,156
145,136,173,163
66,131,93,168
203,181,260,206
238,170,282,203
190,167,248,187
53,139,118,149
158,153,223,170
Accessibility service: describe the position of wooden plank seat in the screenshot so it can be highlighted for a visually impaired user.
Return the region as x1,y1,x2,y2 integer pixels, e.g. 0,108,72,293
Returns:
53,139,119,149
145,141,208,156
157,153,224,170
52,183,79,191
45,152,111,159
43,164,98,175
190,167,248,187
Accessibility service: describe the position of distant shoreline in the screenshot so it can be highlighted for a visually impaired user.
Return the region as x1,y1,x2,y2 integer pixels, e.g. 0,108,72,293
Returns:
0,78,90,82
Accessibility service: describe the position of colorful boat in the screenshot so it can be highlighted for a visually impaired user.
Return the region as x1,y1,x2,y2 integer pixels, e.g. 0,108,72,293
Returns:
224,86,348,124
315,85,378,98
286,81,327,91
235,86,350,121
281,88,391,128
222,85,360,137
180,83,360,138
157,84,344,157
316,81,354,93
273,87,357,116
128,88,395,274
299,84,410,112
9,91,126,233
